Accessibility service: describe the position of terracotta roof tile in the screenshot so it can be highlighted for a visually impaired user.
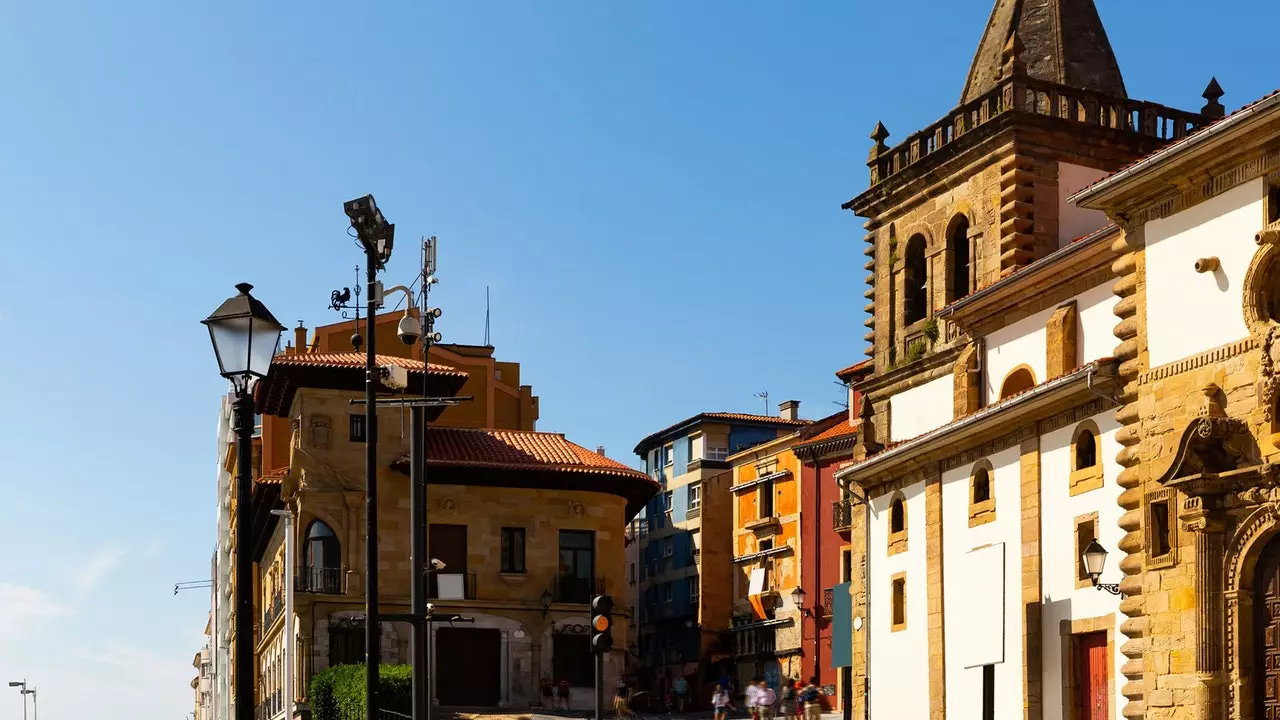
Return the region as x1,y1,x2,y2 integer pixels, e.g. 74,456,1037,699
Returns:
799,418,860,445
256,466,288,485
407,427,650,479
834,360,874,381
272,352,467,378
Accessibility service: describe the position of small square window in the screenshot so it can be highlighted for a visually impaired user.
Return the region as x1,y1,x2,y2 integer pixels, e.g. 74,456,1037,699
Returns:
1146,489,1178,569
689,576,700,602
664,444,674,467
663,537,674,557
663,491,673,513
663,583,674,603
349,414,366,442
689,483,702,511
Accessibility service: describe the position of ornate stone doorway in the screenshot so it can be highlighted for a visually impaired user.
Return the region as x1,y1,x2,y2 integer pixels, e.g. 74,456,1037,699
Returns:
1254,535,1280,720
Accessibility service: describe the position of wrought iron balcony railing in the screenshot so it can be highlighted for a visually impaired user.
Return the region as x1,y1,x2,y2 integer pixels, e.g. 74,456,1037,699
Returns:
832,500,853,532
296,567,344,595
553,575,606,604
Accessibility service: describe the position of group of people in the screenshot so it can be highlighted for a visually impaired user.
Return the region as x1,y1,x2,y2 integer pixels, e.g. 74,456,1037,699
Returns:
712,676,825,720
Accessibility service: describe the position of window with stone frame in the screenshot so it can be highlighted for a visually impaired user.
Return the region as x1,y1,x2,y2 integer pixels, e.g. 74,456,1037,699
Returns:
969,461,996,527
946,214,972,303
1146,488,1178,569
999,366,1036,400
1069,421,1104,496
904,234,929,325
890,573,907,632
1074,513,1099,588
888,492,908,556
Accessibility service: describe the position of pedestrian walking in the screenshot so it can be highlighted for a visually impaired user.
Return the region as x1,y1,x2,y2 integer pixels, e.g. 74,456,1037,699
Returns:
558,677,572,710
542,676,555,709
672,676,689,713
758,680,777,720
798,677,823,720
779,679,798,720
712,684,735,720
746,677,763,720
614,679,636,720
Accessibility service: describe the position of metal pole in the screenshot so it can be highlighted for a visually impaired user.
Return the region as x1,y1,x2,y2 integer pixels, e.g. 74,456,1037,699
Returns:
233,389,256,720
410,405,427,720
30,689,36,720
283,514,295,719
594,653,604,720
364,253,381,720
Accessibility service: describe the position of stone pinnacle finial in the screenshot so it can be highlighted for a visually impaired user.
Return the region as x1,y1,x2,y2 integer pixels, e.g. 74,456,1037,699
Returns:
871,121,890,153
1001,31,1026,79
1202,77,1226,119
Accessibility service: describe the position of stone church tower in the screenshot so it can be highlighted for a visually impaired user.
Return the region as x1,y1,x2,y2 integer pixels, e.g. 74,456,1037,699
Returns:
838,2,1222,720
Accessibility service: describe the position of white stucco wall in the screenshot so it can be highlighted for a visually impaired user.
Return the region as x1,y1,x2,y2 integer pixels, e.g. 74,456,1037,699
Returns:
889,375,954,442
1058,163,1111,244
1039,411,1125,720
869,479,930,720
985,282,1116,400
1145,178,1261,368
941,445,1024,720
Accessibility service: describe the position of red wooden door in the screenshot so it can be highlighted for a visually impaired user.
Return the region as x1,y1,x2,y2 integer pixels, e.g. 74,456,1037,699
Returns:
1076,632,1108,720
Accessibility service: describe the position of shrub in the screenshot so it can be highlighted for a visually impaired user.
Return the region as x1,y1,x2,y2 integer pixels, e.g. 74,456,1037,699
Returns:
905,339,927,363
923,318,940,343
311,664,412,720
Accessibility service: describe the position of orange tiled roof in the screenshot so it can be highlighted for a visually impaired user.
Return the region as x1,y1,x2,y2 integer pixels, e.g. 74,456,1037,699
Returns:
801,418,859,445
835,360,874,382
273,352,467,378
407,427,650,479
256,466,288,485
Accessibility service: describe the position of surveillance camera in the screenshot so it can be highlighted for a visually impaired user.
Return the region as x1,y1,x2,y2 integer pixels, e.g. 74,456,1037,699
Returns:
397,315,422,345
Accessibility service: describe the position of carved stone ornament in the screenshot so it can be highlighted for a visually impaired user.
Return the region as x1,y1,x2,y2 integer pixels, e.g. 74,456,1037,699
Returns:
308,414,333,450
569,502,585,519
1157,385,1256,488
438,497,457,515
1262,326,1280,423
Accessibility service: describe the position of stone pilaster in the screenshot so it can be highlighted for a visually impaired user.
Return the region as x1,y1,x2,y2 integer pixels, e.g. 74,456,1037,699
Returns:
926,470,946,720
1045,301,1079,379
1020,437,1042,720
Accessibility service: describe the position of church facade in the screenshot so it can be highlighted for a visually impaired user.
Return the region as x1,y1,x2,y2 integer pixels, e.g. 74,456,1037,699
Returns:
832,1,1276,720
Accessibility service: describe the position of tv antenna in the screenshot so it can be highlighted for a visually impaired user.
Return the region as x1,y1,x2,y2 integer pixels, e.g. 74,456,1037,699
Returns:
484,286,492,347
754,391,770,416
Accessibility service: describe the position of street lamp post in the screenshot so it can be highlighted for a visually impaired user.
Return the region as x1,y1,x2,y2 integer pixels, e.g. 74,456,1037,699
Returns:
203,283,285,720
271,508,296,719
343,195,394,720
9,680,35,720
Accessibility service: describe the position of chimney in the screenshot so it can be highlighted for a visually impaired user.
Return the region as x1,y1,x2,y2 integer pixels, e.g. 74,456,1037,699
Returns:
779,400,801,421
293,322,308,356
596,446,607,456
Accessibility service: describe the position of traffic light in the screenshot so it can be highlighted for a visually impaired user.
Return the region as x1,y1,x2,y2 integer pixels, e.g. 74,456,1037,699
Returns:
591,594,613,654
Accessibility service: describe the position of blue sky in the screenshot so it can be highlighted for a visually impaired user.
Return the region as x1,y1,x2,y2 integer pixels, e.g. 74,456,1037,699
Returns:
0,1,1274,717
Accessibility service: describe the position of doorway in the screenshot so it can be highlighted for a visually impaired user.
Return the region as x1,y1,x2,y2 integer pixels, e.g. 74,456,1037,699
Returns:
436,627,502,706
1074,632,1108,720
1254,535,1280,718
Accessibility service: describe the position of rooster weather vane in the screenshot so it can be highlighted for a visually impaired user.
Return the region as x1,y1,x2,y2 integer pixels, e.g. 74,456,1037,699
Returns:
329,265,365,350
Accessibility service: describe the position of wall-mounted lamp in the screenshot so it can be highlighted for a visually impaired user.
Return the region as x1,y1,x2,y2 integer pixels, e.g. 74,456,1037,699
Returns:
540,589,554,618
1081,539,1122,596
791,586,812,617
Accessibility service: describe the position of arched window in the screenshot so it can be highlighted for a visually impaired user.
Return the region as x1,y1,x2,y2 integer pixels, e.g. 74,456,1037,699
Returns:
890,497,905,534
303,520,341,592
999,367,1036,400
969,461,996,526
972,467,991,504
1075,428,1098,471
904,235,928,325
946,215,971,302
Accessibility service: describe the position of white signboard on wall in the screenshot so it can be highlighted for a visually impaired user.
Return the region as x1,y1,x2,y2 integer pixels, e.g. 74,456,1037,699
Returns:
961,542,1005,668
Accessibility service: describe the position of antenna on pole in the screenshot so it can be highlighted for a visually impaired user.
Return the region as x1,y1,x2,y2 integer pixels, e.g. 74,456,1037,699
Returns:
754,391,770,416
484,286,491,347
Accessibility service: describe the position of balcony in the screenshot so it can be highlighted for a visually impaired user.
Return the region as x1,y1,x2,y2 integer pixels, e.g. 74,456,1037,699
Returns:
553,575,606,604
261,594,283,630
692,548,701,566
822,588,835,618
296,567,344,595
832,500,853,532
744,515,781,532
428,573,477,601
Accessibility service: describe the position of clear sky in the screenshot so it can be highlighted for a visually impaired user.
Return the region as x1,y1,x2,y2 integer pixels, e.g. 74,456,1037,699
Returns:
0,1,1274,718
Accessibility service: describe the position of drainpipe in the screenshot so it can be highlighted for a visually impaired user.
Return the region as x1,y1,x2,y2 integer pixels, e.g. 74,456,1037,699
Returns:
833,473,870,720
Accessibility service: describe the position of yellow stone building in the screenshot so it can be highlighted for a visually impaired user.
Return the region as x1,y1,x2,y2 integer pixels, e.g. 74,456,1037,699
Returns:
232,313,657,717
1072,92,1280,720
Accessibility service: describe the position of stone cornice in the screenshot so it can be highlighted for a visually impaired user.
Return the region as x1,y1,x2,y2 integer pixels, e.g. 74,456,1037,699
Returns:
1138,337,1259,383
859,345,962,402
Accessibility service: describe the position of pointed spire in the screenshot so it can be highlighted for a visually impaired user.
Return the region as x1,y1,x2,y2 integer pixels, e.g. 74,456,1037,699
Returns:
871,122,890,152
961,0,1127,105
1201,77,1225,119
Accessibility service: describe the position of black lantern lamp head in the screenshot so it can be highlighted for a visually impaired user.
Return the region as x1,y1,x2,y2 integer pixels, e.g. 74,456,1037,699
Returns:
1081,538,1121,596
203,283,285,392
540,589,554,617
791,586,811,617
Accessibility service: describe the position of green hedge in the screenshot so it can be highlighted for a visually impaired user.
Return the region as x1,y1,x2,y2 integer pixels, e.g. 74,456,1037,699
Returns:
311,664,412,720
